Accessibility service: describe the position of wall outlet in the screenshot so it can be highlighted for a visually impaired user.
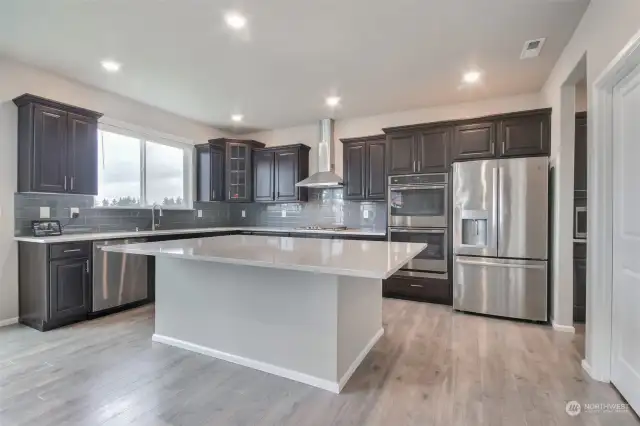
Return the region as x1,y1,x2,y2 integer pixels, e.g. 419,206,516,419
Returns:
363,210,369,219
197,210,203,218
70,207,80,218
39,206,50,219
242,210,246,218
281,210,287,218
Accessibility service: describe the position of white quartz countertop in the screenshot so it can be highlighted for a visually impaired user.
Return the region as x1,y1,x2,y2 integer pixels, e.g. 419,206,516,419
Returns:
101,235,425,279
13,226,386,244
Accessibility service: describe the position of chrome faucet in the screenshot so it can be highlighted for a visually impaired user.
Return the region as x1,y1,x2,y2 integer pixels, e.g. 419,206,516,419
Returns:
151,203,163,231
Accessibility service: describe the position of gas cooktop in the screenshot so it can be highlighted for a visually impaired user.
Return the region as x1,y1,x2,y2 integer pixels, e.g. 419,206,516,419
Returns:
295,225,349,232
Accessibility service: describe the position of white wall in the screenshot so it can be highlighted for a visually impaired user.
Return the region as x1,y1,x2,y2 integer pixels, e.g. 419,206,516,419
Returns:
542,0,640,365
247,93,545,177
0,58,224,323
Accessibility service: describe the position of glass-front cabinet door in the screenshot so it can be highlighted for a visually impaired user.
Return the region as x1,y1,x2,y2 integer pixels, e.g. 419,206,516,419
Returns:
227,142,250,202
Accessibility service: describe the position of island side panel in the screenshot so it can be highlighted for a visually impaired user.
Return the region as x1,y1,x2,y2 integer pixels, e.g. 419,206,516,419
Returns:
153,257,340,388
336,276,384,389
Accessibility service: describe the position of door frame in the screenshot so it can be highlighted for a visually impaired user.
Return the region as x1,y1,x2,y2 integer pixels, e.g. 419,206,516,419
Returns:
586,27,640,382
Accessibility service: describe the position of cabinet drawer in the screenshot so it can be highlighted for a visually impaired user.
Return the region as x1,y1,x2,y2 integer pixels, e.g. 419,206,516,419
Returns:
50,242,91,259
383,275,451,305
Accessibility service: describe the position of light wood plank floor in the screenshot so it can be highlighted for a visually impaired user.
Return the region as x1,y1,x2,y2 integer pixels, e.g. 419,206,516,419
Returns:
0,300,637,426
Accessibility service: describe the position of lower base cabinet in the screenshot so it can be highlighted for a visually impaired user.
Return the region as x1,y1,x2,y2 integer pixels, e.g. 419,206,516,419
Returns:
383,275,452,305
19,241,92,331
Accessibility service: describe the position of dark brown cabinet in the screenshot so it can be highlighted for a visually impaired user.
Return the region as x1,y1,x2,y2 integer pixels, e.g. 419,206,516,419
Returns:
449,109,551,162
275,147,307,202
195,143,225,202
67,113,98,195
252,144,310,203
453,122,496,161
14,94,102,195
19,241,92,331
49,258,90,323
574,112,588,193
416,127,450,172
387,133,416,175
385,126,449,175
254,150,275,202
498,113,550,157
341,136,386,200
207,138,266,203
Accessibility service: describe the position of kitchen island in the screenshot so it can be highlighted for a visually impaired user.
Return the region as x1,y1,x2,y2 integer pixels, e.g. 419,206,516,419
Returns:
103,234,425,393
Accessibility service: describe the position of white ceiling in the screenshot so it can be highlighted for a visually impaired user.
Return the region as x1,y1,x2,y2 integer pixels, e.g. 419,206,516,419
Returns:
0,0,589,132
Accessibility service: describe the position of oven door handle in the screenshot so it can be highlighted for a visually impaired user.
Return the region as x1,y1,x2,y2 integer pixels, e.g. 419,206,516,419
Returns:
388,228,446,234
388,185,446,191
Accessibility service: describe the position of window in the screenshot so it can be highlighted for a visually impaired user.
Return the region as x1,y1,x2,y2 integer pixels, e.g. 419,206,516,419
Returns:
96,125,193,208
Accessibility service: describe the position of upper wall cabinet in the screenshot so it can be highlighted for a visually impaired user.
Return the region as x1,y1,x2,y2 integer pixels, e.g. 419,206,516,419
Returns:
14,94,103,195
341,135,386,200
451,109,551,162
195,143,225,202
208,138,266,203
252,144,310,203
498,111,550,157
452,122,496,161
384,126,449,175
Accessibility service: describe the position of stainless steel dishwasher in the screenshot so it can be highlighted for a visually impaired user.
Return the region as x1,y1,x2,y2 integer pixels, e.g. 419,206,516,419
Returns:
92,238,148,312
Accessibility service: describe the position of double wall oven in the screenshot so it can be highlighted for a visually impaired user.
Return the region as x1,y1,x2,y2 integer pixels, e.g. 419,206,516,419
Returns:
388,173,449,279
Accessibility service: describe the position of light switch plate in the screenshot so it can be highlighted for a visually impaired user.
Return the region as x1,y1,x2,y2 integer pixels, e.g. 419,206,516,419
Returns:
363,210,369,219
70,207,80,218
197,210,203,218
281,210,287,217
242,210,246,218
40,206,50,219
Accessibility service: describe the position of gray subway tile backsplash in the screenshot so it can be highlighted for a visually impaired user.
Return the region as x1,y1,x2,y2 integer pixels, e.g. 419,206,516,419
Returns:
14,189,386,236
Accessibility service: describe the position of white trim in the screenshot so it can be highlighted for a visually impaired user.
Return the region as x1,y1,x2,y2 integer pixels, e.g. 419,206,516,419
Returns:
99,116,202,147
587,26,640,384
551,320,575,333
0,317,18,328
153,334,342,393
337,328,384,392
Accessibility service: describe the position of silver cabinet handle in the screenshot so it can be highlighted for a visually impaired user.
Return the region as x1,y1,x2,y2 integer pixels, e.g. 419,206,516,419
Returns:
502,139,506,154
85,260,90,273
64,176,67,191
70,176,75,191
456,259,546,270
410,284,424,288
413,160,416,172
63,249,81,253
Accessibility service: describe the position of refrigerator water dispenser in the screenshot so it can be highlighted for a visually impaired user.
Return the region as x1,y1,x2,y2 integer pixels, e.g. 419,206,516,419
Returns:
460,210,489,248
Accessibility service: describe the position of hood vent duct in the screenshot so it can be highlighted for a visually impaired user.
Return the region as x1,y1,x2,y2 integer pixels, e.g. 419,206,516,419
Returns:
296,118,344,188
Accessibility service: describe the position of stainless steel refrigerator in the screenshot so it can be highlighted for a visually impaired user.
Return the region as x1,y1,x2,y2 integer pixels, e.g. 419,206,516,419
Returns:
452,157,548,321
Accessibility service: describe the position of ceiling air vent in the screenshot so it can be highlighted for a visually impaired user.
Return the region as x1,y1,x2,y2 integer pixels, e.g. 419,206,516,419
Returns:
520,38,546,59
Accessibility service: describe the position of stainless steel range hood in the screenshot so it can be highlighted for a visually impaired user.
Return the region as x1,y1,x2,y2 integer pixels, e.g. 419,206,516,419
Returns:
296,119,343,188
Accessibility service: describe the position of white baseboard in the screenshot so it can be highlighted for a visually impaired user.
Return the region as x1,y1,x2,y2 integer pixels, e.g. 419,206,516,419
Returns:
581,359,609,383
0,317,18,328
153,334,342,393
551,320,575,333
338,328,384,392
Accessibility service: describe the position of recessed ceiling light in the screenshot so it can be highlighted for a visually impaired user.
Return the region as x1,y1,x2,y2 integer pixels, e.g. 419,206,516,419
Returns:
462,71,481,84
325,96,341,107
101,60,121,73
231,114,244,122
224,12,247,30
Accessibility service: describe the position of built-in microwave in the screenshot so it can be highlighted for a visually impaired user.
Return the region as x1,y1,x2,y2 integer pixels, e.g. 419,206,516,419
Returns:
388,174,448,228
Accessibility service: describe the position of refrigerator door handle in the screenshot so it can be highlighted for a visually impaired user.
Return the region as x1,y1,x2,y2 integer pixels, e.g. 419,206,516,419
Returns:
455,258,546,270
491,166,499,250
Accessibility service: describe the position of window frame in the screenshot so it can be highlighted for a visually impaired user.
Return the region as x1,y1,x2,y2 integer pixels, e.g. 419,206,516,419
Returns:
96,121,195,210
